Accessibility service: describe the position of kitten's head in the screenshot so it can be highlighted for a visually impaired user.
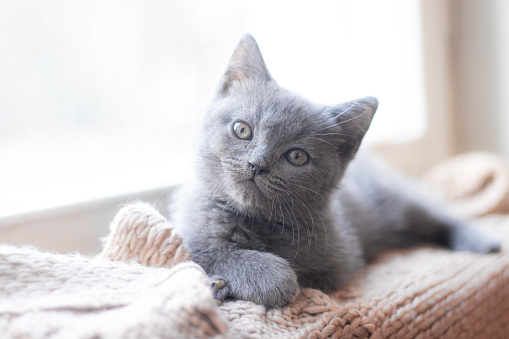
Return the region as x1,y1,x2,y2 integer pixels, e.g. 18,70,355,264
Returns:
196,34,377,215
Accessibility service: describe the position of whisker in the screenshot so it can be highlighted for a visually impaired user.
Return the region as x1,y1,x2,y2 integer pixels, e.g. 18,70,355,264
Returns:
267,196,274,226
201,145,223,156
280,198,295,245
155,184,173,206
336,107,369,127
336,99,361,118
285,193,305,260
210,180,223,198
272,198,278,230
307,136,337,150
278,198,285,234
315,212,327,254
198,178,221,206
287,181,325,201
281,194,302,260
314,132,355,138
286,190,316,258
311,102,368,134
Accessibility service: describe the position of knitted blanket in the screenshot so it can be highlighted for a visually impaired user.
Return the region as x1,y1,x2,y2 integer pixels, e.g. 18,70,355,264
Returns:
2,152,509,338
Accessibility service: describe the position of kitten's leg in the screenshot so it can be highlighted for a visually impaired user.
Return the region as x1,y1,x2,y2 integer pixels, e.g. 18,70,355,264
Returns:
357,195,501,259
405,203,501,254
196,248,298,308
348,153,501,258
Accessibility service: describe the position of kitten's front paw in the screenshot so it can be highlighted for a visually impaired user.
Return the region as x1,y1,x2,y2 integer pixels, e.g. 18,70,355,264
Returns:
208,250,299,308
210,275,229,301
240,253,299,308
260,267,299,308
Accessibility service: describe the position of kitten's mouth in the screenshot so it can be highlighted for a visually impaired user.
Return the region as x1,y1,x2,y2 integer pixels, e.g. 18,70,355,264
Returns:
238,178,256,185
238,177,266,196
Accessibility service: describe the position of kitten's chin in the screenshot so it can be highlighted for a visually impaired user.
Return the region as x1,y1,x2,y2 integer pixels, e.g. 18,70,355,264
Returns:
230,180,268,213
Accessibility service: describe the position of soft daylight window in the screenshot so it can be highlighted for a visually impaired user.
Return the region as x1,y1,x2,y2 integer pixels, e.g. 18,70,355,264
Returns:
0,0,425,218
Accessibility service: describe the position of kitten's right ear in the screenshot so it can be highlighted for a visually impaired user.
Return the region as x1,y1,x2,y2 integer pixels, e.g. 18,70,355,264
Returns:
217,34,271,97
329,96,378,160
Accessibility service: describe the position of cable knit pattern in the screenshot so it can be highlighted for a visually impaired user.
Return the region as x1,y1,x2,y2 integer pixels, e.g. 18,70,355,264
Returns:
0,203,227,339
0,246,228,338
2,153,509,338
100,202,192,266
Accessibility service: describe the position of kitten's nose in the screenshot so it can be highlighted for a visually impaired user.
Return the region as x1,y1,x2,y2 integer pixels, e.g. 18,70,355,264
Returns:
248,162,269,176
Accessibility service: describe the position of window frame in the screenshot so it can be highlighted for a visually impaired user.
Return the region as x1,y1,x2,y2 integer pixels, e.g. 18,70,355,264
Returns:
373,0,456,175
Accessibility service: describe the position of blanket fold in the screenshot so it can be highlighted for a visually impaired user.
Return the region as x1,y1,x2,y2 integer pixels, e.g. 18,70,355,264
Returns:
0,244,228,339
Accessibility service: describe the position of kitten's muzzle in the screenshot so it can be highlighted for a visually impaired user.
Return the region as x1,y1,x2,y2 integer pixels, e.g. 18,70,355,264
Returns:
248,162,270,178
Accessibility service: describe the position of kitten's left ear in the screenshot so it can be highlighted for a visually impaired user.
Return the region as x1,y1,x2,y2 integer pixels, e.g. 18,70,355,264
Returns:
329,96,378,159
217,34,271,97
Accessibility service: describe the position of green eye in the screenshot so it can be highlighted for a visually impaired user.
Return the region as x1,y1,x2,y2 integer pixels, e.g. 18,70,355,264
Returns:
233,121,252,140
285,148,309,166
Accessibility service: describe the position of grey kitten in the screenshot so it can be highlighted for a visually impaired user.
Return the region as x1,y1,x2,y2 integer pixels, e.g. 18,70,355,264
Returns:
171,34,501,308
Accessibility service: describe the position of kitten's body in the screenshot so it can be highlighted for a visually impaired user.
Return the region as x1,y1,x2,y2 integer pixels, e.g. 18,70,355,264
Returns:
171,35,500,308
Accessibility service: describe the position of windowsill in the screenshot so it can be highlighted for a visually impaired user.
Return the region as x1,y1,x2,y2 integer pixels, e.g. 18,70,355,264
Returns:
0,131,193,226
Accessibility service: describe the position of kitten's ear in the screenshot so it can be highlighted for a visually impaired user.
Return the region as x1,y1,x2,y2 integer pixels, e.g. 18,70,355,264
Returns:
330,96,378,159
217,34,271,97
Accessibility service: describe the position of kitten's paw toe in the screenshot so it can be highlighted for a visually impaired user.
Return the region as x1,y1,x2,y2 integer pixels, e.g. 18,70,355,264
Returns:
481,238,502,254
487,242,502,253
211,278,226,291
210,275,229,301
468,238,502,254
451,226,502,254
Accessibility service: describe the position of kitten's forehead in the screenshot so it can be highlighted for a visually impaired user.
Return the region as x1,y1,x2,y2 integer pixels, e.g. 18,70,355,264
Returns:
246,84,325,146
210,79,333,155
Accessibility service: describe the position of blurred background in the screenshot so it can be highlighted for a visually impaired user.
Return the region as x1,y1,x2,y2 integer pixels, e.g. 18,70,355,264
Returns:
1,0,508,254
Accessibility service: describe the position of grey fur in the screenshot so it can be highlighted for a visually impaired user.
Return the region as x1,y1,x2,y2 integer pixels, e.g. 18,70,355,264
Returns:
170,34,501,308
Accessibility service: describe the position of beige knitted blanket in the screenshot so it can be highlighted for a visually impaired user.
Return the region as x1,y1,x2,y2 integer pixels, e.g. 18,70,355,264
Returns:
2,152,509,338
